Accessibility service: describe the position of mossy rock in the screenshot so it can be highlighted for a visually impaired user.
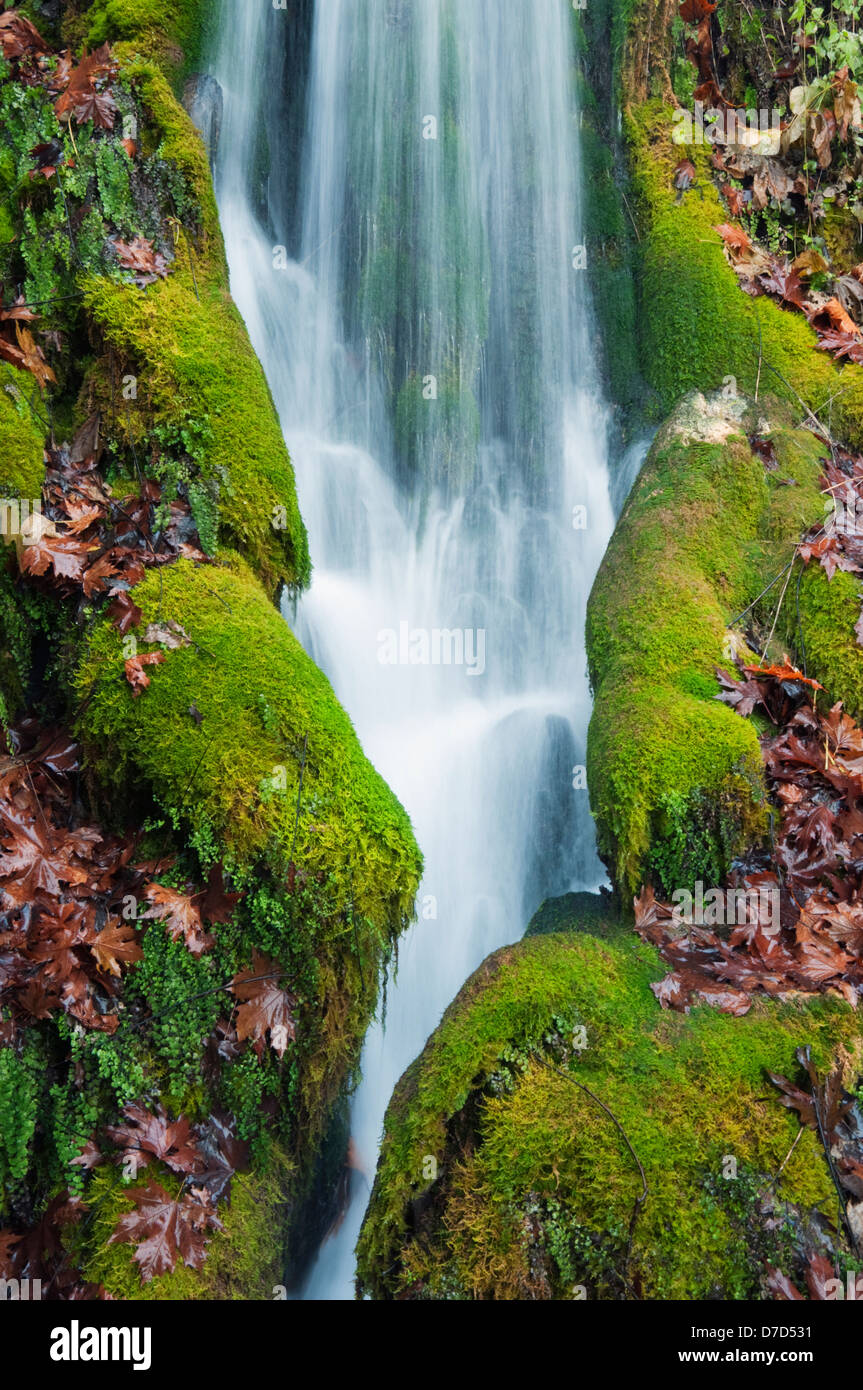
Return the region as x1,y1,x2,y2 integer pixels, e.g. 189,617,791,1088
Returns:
72,38,308,596
77,1143,295,1300
524,891,624,940
82,271,309,595
586,389,834,898
356,930,863,1300
628,100,863,443
74,555,422,935
64,0,216,78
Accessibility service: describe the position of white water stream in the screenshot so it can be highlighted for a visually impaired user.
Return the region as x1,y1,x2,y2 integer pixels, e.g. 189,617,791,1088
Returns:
210,0,616,1299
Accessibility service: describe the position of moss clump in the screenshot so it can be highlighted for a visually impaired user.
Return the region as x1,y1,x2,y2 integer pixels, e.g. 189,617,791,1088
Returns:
524,891,624,940
75,555,421,934
794,564,863,720
69,0,216,79
587,394,759,896
0,364,46,500
627,100,863,443
82,273,309,594
357,930,862,1300
77,1146,295,1300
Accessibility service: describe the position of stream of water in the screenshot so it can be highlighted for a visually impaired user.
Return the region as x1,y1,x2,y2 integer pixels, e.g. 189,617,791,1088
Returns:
209,0,616,1299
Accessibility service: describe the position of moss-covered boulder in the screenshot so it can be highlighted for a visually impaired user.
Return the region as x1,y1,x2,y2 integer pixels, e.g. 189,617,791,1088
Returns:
586,388,833,897
75,554,421,933
357,930,862,1300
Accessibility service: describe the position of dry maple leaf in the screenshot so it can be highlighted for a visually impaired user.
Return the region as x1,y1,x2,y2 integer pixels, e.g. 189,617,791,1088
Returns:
13,323,55,390
742,658,824,692
199,862,243,925
81,551,121,598
71,89,116,130
106,1103,201,1177
20,532,91,585
230,950,296,1058
715,221,752,253
141,883,213,956
107,592,142,634
143,620,190,649
807,296,861,337
124,652,165,696
88,918,143,977
715,666,770,719
679,0,716,21
108,1179,221,1283
111,237,168,287
759,260,806,308
0,11,50,61
0,816,90,905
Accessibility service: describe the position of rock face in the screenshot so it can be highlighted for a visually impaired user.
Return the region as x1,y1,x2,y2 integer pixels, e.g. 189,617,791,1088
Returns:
356,922,861,1300
183,73,223,164
586,387,830,899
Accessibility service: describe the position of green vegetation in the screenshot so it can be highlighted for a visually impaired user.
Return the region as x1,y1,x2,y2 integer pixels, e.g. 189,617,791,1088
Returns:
0,364,45,499
357,930,861,1300
585,392,834,897
75,555,421,929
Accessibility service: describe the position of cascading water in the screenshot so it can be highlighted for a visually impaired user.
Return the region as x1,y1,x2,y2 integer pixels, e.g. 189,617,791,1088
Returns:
209,0,616,1299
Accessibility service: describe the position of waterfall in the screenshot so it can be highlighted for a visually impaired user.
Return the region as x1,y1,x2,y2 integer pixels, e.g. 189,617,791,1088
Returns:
209,0,615,1299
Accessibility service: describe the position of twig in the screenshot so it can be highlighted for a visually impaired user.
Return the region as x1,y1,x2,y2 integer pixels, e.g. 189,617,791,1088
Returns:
795,563,808,676
620,188,641,243
759,552,795,664
728,559,795,629
532,1054,648,1291
287,733,308,870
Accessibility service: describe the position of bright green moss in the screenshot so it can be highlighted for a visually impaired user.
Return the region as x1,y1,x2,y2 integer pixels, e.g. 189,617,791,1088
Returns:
82,274,309,594
0,363,45,500
75,556,421,934
117,55,224,259
72,34,307,595
80,0,215,77
357,931,862,1300
586,400,768,897
586,391,844,897
795,564,863,719
628,101,863,443
78,1145,294,1300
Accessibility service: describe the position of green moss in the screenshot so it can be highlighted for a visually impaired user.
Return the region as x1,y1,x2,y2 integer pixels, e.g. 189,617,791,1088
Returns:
524,891,625,940
79,0,215,78
585,386,848,896
795,564,863,719
79,1146,294,1300
586,397,764,896
69,37,307,595
0,364,46,500
628,101,863,444
82,273,309,594
357,931,862,1300
75,556,421,934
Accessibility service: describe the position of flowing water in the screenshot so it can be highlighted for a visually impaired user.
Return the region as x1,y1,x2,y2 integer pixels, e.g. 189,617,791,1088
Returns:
209,0,616,1299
